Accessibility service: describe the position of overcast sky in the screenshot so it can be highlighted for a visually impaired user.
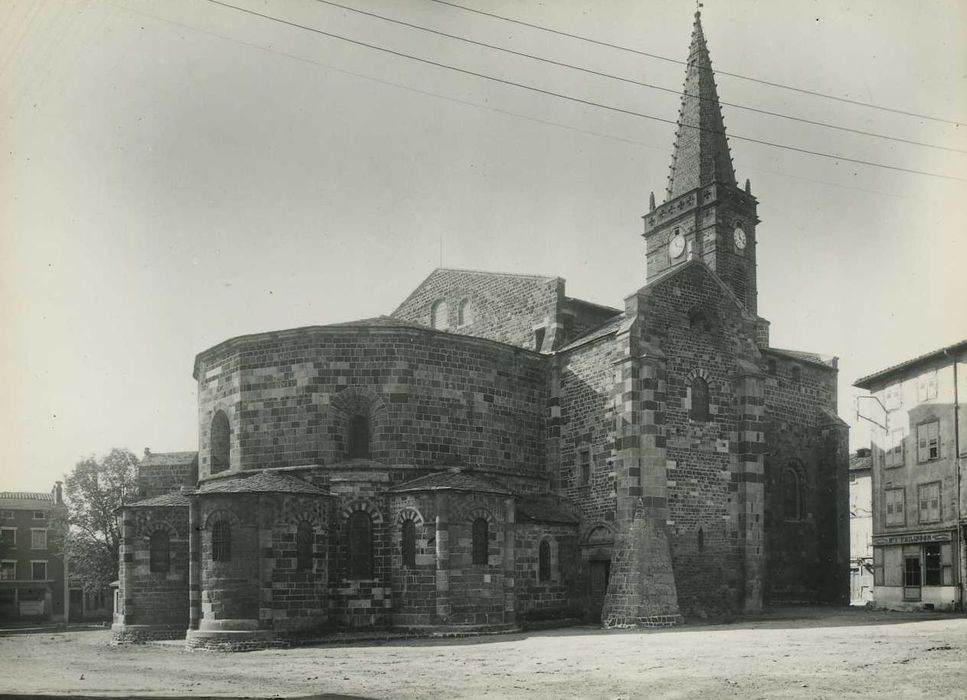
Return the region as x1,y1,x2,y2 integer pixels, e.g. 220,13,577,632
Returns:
1,0,965,491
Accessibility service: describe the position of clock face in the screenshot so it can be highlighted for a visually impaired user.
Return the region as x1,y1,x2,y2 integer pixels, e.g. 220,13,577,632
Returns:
669,232,686,259
733,225,747,250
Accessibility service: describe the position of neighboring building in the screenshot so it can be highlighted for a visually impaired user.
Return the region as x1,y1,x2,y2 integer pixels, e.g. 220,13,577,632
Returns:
854,340,967,611
113,11,849,649
849,448,874,605
0,483,67,622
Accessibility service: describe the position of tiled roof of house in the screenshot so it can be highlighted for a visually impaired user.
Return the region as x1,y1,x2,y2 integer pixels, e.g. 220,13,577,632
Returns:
140,451,197,467
128,492,191,508
0,491,53,503
849,451,873,472
854,339,967,389
390,470,510,495
516,497,579,524
196,471,328,496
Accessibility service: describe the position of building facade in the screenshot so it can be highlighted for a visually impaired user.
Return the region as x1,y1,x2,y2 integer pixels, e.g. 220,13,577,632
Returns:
0,484,67,622
113,11,849,649
855,340,967,611
849,449,874,605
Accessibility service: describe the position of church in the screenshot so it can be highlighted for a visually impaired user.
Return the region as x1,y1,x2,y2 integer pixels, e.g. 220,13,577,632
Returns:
113,11,849,649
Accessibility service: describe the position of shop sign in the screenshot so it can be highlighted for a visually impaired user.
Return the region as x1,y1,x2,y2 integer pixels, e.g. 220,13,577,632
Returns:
872,531,952,546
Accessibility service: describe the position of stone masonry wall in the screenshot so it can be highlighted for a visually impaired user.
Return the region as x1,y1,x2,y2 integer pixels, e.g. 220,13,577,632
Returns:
391,269,564,352
125,505,190,627
195,327,547,480
514,522,578,619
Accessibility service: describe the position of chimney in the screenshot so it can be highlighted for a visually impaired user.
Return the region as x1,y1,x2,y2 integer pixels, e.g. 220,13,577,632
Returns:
857,448,871,458
54,481,63,505
144,447,151,457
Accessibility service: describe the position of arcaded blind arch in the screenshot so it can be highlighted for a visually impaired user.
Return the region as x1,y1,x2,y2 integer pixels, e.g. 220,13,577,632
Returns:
471,518,489,566
401,520,416,568
149,530,170,573
296,522,314,572
782,468,802,521
430,299,448,329
211,520,231,562
538,539,551,581
690,376,710,422
348,511,373,578
210,411,231,474
347,414,371,459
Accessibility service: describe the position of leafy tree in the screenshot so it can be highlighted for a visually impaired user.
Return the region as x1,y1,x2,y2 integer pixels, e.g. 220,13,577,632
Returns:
62,448,140,592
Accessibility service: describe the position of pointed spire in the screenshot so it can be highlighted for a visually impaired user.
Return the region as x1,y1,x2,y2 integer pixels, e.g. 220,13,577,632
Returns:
665,10,736,201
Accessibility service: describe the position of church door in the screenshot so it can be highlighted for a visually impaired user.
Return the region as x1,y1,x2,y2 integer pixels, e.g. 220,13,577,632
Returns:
589,560,610,621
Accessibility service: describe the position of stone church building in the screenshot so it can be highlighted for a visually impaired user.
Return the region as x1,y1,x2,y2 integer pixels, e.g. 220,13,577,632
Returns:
113,12,849,649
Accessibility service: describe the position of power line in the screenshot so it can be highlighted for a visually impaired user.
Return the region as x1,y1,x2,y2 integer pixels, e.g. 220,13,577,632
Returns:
313,0,965,154
426,0,964,128
203,0,967,183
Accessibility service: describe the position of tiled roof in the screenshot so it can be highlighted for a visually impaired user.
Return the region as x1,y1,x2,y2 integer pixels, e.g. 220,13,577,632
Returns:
140,451,197,467
196,471,328,496
817,407,849,427
390,470,510,495
516,497,579,524
557,315,625,353
435,267,558,282
128,492,191,508
854,339,967,389
0,491,53,503
849,452,873,472
763,347,838,369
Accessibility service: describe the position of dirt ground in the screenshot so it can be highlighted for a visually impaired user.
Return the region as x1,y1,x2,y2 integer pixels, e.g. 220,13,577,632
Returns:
1,608,965,699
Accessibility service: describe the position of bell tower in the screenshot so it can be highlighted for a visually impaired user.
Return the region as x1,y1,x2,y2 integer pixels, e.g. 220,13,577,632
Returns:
642,10,760,315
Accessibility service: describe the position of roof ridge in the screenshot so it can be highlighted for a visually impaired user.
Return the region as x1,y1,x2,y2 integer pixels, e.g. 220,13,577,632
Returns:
436,267,559,281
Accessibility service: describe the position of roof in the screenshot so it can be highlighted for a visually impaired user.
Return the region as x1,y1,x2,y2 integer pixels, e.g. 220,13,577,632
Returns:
665,10,736,200
563,296,622,317
432,267,558,282
557,314,625,353
140,451,197,467
127,492,191,508
817,406,849,428
0,491,57,510
854,339,967,390
390,470,510,495
762,347,838,370
850,451,873,472
196,471,328,496
516,497,579,524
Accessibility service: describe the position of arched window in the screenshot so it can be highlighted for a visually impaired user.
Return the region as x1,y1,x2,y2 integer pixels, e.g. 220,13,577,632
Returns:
210,411,230,474
471,518,489,566
457,298,472,326
697,527,705,553
296,522,313,572
149,530,170,573
348,511,373,578
538,539,551,581
791,365,802,384
347,414,370,459
401,520,416,568
211,520,231,562
690,377,710,422
782,468,802,521
431,300,448,329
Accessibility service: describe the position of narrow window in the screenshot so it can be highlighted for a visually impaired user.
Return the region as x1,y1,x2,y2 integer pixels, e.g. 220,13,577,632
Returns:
917,421,940,462
401,520,416,568
924,544,942,586
431,300,448,329
885,488,905,527
732,266,747,302
767,359,777,375
149,530,170,573
348,511,373,578
31,561,47,581
903,556,921,587
296,522,313,572
210,411,231,474
457,298,472,326
534,327,546,351
918,371,938,402
211,520,231,562
690,377,710,422
885,429,904,468
578,449,591,486
782,468,801,521
472,518,489,566
348,414,371,458
697,527,705,553
791,366,802,384
538,540,551,581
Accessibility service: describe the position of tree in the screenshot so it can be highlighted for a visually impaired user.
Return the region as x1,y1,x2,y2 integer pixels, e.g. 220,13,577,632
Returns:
62,448,139,593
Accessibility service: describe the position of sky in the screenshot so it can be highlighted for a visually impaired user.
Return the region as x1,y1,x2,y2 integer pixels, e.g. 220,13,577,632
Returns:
1,0,965,491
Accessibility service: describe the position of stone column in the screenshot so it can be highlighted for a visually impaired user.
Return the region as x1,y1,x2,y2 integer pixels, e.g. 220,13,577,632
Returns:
502,497,516,624
119,508,135,625
188,497,201,631
434,492,450,624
